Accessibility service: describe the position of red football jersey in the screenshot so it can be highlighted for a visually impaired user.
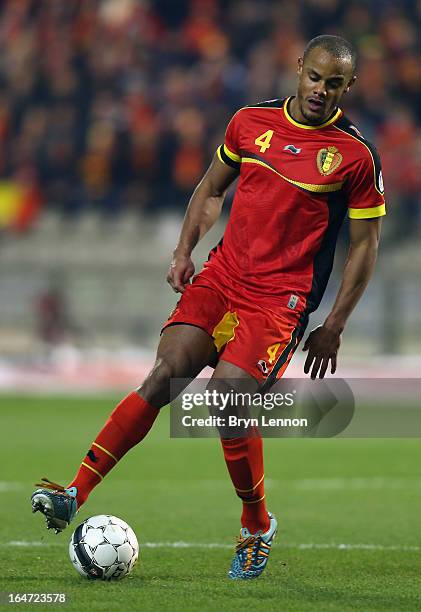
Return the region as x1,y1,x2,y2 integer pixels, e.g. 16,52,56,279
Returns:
204,96,385,316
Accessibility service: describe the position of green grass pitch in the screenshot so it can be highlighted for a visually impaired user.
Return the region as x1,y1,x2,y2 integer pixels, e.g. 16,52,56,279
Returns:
1,394,421,611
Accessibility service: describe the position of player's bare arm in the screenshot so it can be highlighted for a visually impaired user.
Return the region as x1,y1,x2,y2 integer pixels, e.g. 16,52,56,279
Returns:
167,155,238,293
303,216,382,379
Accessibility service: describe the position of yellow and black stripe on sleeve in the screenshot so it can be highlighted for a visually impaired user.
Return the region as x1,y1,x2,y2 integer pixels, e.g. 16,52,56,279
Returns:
348,203,386,219
217,144,241,170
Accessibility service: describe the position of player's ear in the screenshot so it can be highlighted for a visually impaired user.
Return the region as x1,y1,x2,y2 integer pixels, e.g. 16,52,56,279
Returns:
297,57,304,76
345,75,357,93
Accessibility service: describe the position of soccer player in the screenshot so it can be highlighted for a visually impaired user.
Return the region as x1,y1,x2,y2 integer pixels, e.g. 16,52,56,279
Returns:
31,35,385,580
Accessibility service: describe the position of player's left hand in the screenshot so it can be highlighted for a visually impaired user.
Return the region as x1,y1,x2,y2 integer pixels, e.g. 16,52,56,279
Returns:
302,325,341,379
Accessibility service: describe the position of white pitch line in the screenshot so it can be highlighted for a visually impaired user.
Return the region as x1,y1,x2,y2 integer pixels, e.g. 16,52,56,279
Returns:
290,543,420,552
0,482,24,493
3,541,419,552
3,477,420,494
292,477,421,491
143,541,231,550
7,541,57,547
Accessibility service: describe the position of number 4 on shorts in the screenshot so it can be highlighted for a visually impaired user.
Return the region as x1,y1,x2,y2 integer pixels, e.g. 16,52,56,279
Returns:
267,342,280,364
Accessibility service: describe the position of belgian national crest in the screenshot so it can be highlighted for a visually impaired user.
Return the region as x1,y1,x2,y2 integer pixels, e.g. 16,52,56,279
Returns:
317,146,342,176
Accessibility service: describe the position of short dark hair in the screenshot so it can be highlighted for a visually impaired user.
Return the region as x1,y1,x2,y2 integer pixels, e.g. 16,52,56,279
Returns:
303,35,357,74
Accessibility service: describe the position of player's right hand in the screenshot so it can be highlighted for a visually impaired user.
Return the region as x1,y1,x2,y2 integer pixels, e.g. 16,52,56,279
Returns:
166,252,195,293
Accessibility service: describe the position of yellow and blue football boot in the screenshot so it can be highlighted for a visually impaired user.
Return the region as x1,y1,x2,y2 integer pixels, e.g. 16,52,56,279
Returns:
228,512,277,580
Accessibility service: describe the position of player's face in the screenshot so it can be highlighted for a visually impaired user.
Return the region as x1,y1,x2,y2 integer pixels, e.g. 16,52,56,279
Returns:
295,48,356,125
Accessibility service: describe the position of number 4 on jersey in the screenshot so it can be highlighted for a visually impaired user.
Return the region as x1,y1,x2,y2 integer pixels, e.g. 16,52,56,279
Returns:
255,130,274,153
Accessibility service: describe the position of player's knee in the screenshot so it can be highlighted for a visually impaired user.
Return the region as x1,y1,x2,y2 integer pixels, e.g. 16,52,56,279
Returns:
152,356,177,383
138,356,179,407
205,376,257,422
205,378,232,419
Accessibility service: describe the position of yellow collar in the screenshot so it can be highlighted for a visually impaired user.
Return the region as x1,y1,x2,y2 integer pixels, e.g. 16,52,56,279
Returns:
284,97,342,130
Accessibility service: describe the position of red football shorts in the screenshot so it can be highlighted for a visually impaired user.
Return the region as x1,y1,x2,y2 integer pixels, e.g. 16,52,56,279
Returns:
162,270,307,384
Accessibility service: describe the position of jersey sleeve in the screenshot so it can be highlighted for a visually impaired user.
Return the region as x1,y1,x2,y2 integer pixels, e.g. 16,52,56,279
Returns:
216,111,241,170
346,146,386,219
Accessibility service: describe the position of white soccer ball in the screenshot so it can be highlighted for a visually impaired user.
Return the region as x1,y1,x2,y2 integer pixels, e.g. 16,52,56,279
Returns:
69,515,139,580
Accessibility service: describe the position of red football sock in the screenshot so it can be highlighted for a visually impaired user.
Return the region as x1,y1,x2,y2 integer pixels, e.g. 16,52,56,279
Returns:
67,391,159,507
221,432,270,534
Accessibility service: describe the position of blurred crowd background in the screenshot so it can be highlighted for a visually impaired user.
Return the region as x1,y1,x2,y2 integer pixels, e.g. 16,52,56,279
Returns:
0,0,420,235
0,0,420,380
